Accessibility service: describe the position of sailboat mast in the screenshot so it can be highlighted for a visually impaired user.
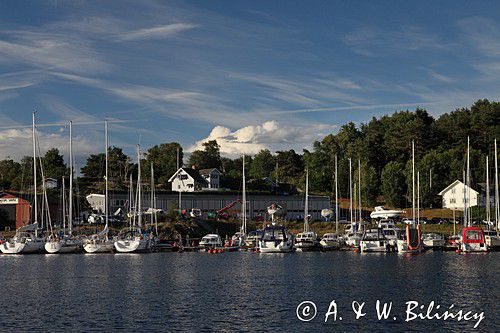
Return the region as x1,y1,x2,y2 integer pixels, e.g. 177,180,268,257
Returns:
335,154,338,235
486,155,490,229
412,141,415,225
69,121,73,235
349,158,353,226
137,144,142,228
242,155,247,235
105,120,109,232
32,112,38,232
177,147,182,213
152,163,158,235
417,171,420,225
495,139,499,234
304,169,309,232
467,136,471,227
463,169,467,227
358,159,362,229
62,177,66,234
129,173,133,230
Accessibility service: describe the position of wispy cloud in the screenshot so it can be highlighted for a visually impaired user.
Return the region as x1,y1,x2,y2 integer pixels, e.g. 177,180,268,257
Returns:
344,26,446,56
429,71,453,83
116,23,199,41
0,30,110,74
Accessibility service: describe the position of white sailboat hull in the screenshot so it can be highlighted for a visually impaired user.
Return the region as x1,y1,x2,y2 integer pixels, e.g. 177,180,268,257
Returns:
1,239,45,254
45,240,80,254
84,240,115,253
114,237,150,253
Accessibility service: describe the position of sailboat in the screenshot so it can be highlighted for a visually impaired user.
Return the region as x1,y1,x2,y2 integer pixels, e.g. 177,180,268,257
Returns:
114,144,152,253
45,121,80,254
345,158,361,248
460,137,488,253
231,155,247,248
485,139,500,249
84,121,114,253
397,141,423,253
321,155,343,250
295,169,320,251
1,112,45,254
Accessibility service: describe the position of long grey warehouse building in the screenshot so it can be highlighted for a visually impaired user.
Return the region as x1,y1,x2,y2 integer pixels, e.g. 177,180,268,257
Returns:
108,192,331,221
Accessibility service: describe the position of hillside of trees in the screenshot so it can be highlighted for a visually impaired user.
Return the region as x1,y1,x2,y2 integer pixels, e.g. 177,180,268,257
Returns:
0,99,498,209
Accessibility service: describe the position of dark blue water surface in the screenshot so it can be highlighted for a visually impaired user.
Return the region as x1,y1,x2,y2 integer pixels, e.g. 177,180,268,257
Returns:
0,251,498,332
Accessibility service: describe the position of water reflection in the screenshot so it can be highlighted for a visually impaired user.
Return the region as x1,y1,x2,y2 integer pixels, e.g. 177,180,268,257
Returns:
0,252,497,331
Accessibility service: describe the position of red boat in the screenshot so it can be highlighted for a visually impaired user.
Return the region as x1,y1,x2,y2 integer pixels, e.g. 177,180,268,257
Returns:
460,226,488,252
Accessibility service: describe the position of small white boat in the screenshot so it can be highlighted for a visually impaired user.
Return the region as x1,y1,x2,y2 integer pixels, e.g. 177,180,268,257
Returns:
360,228,391,253
319,233,341,250
231,231,246,247
244,230,263,248
295,231,320,251
45,236,80,254
199,234,223,250
484,231,500,249
83,235,115,253
114,228,151,253
0,223,45,254
422,233,446,249
345,232,362,248
258,224,294,253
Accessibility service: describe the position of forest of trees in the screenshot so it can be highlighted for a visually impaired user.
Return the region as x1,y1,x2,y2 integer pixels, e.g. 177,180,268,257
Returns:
0,99,498,209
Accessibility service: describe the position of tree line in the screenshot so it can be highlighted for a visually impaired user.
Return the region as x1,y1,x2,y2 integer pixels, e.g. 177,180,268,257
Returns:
0,99,498,209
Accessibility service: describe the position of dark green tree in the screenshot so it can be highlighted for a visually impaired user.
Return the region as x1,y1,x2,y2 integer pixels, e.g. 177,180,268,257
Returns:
381,161,406,208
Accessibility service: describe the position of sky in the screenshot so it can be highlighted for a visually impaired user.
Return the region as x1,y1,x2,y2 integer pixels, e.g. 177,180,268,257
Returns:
1,0,499,164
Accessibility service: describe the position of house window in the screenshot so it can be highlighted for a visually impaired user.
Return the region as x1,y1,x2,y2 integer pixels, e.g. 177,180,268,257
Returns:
451,188,455,194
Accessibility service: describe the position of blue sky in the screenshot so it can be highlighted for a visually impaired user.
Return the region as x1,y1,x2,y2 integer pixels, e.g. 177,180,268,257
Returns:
0,1,499,163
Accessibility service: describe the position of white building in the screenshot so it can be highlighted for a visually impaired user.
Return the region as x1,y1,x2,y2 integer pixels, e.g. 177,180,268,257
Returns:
86,193,105,213
44,178,58,189
438,180,479,210
199,168,221,189
168,167,216,192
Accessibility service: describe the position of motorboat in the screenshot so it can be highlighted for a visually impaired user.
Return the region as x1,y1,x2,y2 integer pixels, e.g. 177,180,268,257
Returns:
460,226,488,252
295,231,320,251
319,233,341,250
378,219,401,248
258,224,294,253
484,230,500,250
360,228,391,253
396,224,423,253
344,223,362,248
422,233,446,249
114,228,152,253
231,231,246,247
370,206,404,219
199,234,223,250
245,230,263,248
0,223,45,254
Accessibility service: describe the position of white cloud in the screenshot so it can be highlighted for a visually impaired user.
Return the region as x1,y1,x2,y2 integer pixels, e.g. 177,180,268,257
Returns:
0,31,109,74
117,23,198,41
0,128,94,161
344,26,446,56
188,120,336,157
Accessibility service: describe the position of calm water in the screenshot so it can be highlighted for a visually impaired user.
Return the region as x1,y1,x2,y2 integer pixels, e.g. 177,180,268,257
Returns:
0,252,498,332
